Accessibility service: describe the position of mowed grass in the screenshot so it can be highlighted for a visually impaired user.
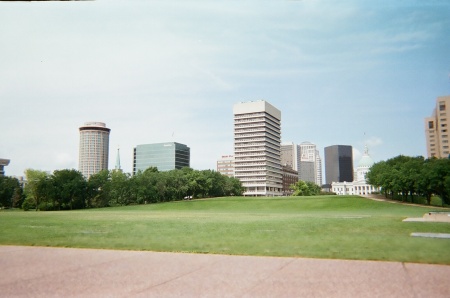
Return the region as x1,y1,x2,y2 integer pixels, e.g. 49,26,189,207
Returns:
1,196,449,264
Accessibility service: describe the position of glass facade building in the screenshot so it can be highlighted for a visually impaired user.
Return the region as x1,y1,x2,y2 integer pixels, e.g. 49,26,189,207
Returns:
324,145,353,185
133,142,190,174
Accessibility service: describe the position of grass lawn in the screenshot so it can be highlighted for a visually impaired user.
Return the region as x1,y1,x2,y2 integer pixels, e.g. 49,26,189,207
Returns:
1,196,449,264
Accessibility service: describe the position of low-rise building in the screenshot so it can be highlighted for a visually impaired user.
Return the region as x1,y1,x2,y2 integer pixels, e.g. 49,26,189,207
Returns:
282,165,299,196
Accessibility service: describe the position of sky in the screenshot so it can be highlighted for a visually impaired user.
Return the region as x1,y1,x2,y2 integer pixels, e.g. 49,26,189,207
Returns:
1,0,450,178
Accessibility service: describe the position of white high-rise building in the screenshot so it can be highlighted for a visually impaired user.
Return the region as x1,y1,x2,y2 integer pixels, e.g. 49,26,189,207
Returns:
78,122,110,178
233,101,282,196
299,142,322,186
315,153,323,186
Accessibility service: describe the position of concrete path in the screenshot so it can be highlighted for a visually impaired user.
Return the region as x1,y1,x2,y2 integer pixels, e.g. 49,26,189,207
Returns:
1,246,449,298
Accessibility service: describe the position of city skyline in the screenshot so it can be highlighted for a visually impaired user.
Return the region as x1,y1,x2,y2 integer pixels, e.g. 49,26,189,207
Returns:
1,1,450,176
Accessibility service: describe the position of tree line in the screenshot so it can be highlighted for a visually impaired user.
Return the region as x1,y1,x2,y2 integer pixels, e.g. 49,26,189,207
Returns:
366,155,450,205
1,167,243,211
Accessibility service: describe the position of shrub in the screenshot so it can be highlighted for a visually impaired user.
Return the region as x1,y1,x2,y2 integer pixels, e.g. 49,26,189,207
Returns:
22,197,36,211
38,202,54,211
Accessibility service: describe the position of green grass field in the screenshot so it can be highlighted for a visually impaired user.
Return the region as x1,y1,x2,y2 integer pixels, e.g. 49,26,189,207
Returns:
1,196,449,264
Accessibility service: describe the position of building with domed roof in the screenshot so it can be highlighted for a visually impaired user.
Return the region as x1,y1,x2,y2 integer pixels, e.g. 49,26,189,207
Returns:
331,146,379,195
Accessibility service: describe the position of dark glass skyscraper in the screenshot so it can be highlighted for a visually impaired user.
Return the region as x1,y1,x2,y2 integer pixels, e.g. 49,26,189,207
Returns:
324,145,353,184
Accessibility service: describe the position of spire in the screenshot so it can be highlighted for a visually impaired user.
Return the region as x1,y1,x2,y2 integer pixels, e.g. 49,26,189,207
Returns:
115,147,121,171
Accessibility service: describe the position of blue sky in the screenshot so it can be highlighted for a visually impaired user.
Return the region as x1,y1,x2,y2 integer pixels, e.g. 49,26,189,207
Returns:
1,0,449,177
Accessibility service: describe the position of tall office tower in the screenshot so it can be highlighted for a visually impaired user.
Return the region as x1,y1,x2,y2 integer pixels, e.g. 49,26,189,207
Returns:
133,142,190,174
315,153,323,186
78,122,110,178
0,158,10,176
281,142,300,171
425,96,450,158
233,100,282,196
299,142,322,185
217,155,235,177
324,145,353,185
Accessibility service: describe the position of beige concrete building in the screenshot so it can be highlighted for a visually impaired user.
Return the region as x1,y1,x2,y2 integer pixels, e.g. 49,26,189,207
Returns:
282,142,323,186
216,155,235,177
233,101,282,196
281,142,300,172
78,122,110,178
299,141,323,186
425,96,450,158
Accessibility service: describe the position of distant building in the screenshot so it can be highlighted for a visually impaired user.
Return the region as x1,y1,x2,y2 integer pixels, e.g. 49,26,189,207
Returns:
233,100,283,196
425,96,450,158
12,176,26,187
78,122,110,178
332,146,379,195
217,155,235,177
282,165,298,196
299,142,322,186
281,142,300,172
114,147,122,172
0,158,10,176
133,142,190,174
282,142,323,186
324,145,353,185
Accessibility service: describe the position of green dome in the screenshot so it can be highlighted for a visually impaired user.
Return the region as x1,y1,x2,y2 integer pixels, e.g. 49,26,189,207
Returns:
358,154,374,168
358,146,374,168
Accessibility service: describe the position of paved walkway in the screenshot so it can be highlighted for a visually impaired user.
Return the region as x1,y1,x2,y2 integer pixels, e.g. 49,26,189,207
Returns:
1,246,449,297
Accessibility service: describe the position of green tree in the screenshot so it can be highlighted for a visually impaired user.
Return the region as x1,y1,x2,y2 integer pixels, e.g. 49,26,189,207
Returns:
290,180,320,196
132,167,159,204
367,155,450,206
427,158,450,205
24,169,50,211
0,176,22,208
401,156,424,202
366,160,389,197
87,170,111,208
51,169,87,210
109,170,132,206
224,176,244,196
417,159,435,205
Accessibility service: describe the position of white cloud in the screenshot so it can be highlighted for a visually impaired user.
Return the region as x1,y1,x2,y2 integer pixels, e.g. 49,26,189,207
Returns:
365,137,384,149
0,1,448,176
